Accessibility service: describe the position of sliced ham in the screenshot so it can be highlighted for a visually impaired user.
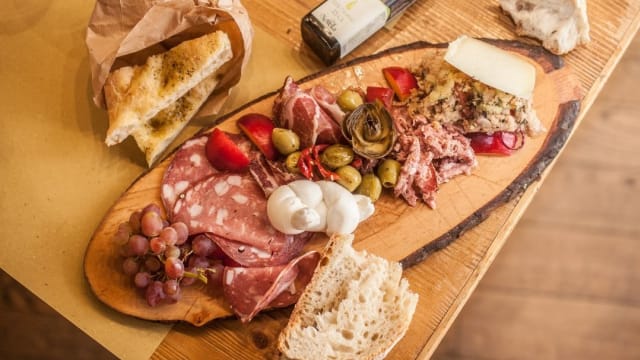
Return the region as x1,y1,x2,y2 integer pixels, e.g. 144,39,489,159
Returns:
223,251,321,323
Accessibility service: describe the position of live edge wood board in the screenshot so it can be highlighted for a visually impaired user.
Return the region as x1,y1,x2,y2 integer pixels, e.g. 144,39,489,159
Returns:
84,39,581,354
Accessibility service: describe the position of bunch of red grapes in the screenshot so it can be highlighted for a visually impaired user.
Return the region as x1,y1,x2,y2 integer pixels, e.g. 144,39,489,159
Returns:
112,203,224,306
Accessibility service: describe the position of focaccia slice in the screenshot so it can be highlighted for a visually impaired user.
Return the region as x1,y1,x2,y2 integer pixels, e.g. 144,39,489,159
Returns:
105,66,223,165
104,31,232,147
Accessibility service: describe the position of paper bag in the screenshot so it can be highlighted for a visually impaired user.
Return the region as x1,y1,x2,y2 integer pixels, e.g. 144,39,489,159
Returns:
85,0,253,118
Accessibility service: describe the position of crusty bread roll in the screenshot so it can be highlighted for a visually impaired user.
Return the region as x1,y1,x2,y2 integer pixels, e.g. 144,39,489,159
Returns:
103,31,232,164
500,0,590,54
278,234,418,360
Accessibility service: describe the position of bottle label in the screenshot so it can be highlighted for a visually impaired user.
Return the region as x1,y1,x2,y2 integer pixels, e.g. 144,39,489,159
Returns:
311,0,390,58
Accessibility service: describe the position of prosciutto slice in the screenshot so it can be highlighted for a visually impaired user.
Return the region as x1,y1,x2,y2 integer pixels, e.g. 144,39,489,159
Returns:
223,251,321,323
272,76,342,148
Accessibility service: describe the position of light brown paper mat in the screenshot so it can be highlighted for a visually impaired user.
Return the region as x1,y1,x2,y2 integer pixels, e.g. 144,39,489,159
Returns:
0,1,318,358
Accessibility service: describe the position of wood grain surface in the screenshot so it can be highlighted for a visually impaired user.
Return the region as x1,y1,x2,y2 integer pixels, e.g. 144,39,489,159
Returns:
147,1,640,359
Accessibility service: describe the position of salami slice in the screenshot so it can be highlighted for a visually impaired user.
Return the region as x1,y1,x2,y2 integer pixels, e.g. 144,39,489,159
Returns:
161,135,215,219
205,232,312,268
223,251,321,323
161,133,253,219
173,172,288,250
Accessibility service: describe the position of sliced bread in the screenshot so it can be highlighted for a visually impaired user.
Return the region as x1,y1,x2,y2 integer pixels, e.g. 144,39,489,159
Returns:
103,30,232,149
278,234,418,360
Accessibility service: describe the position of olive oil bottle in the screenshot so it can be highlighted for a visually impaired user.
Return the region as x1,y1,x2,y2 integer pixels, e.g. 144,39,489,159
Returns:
301,0,416,65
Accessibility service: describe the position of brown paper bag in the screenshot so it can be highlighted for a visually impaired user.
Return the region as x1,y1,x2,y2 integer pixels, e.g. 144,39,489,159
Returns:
85,0,253,118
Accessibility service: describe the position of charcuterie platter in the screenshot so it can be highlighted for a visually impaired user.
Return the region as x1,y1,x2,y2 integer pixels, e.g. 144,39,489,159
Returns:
84,39,581,326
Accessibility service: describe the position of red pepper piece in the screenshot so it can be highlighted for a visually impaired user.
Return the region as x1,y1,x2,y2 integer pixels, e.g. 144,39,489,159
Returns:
205,128,250,171
297,145,341,181
365,86,394,108
466,131,525,156
298,147,314,179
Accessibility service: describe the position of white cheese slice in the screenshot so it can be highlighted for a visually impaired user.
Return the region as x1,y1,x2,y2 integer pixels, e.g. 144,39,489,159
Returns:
444,35,536,100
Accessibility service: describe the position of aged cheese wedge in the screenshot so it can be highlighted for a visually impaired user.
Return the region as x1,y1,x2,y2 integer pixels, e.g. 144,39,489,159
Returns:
444,35,536,100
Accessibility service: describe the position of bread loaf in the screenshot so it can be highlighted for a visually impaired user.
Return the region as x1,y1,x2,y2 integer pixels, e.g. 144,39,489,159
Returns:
278,234,418,360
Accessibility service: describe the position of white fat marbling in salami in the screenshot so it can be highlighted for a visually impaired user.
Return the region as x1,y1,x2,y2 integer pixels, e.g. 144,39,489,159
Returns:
161,133,252,219
223,251,320,323
172,172,286,250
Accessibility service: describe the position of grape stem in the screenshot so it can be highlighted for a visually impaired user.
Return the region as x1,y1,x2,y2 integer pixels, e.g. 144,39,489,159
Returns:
183,269,208,284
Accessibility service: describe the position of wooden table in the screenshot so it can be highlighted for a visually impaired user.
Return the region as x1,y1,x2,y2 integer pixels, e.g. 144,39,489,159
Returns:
1,1,639,359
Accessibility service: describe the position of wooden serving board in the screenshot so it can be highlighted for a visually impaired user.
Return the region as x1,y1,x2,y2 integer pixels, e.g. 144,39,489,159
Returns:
84,40,581,327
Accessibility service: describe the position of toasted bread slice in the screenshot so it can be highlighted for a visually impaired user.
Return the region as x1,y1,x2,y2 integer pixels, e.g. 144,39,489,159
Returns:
104,31,232,148
278,234,418,360
500,0,590,54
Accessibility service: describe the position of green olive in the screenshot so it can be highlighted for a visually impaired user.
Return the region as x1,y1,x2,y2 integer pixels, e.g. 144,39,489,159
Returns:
272,128,300,155
284,151,301,173
376,159,402,188
337,89,364,112
320,144,355,169
335,165,362,192
355,173,382,202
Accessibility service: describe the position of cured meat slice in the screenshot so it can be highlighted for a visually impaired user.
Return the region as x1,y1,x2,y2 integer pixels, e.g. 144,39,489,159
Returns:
391,107,477,208
161,132,253,219
205,232,312,268
309,85,345,124
272,76,342,148
223,251,321,323
161,135,215,218
249,153,302,197
172,172,289,250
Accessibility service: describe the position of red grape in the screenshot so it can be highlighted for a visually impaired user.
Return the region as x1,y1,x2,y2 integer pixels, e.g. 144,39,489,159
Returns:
142,203,163,216
159,227,178,246
134,272,151,288
144,256,162,273
128,210,142,234
164,258,185,279
127,234,149,256
141,211,163,237
145,281,166,306
163,279,179,296
171,222,189,245
192,235,215,257
165,245,181,259
112,222,131,245
149,237,166,255
122,257,139,276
